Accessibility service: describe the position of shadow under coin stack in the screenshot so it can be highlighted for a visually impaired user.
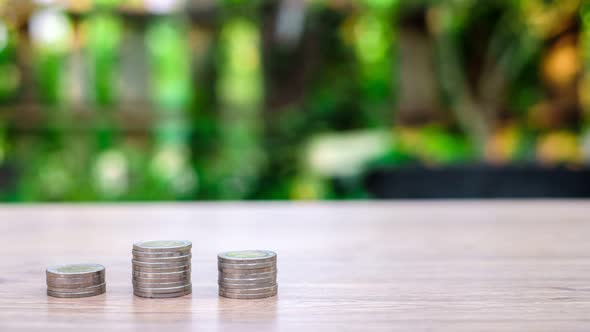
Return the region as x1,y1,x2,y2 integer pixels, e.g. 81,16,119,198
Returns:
218,250,278,299
132,240,192,298
46,264,106,298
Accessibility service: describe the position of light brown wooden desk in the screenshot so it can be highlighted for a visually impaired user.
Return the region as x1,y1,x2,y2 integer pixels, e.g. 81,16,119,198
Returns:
0,202,589,331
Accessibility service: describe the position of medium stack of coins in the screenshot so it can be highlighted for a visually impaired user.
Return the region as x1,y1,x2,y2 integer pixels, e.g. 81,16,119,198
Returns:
46,263,106,298
132,240,192,298
218,250,277,299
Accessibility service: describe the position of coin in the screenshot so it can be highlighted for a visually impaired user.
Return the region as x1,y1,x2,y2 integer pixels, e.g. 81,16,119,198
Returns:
218,261,275,270
218,274,276,282
219,285,277,294
47,283,106,293
47,282,101,289
132,255,192,263
219,269,276,278
133,274,191,283
133,270,190,278
46,273,105,280
46,264,105,278
133,265,190,273
133,284,192,294
134,289,192,298
46,274,105,285
47,285,106,298
218,267,276,274
132,249,191,258
219,281,276,289
47,291,105,298
133,279,190,286
133,240,192,253
133,277,190,284
133,280,190,288
132,260,191,268
218,289,277,299
218,250,276,264
217,281,277,288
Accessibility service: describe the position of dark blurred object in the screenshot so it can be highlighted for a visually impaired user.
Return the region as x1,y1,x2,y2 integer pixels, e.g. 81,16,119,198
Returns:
366,165,590,199
0,165,16,198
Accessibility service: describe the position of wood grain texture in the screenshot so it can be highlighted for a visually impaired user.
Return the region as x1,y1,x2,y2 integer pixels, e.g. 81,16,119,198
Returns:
0,201,589,331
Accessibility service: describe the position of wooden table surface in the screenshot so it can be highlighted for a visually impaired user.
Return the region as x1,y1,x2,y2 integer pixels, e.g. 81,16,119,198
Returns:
0,201,589,331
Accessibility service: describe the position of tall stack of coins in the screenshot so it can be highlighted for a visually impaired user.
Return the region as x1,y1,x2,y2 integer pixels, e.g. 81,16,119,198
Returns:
46,264,106,298
218,250,277,299
132,240,192,298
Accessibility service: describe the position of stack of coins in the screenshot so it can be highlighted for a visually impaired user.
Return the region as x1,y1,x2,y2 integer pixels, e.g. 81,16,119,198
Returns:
218,250,277,299
46,263,106,298
132,240,192,298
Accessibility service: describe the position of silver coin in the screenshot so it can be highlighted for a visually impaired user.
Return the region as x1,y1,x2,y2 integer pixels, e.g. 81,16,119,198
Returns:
133,270,190,279
133,275,191,283
133,279,190,286
47,281,102,289
47,286,106,298
133,278,190,285
133,240,192,253
46,274,105,286
132,249,191,258
219,280,276,289
133,254,192,263
218,289,277,299
133,271,190,278
133,280,190,288
218,267,277,275
134,289,192,298
218,262,275,270
218,270,276,278
217,280,277,288
46,264,105,278
219,275,276,282
132,260,191,268
133,265,191,273
219,285,277,294
218,250,276,264
217,273,277,284
47,283,106,293
46,273,105,281
133,284,192,294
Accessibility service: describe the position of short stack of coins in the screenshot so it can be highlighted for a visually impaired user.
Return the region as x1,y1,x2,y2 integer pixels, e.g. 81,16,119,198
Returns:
132,240,192,298
46,263,106,298
218,250,277,299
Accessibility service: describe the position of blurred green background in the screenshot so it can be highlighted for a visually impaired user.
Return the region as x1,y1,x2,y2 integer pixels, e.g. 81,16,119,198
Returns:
0,0,588,201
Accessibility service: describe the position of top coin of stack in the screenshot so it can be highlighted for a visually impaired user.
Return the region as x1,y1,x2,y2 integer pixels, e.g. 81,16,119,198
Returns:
218,250,277,299
132,240,192,298
46,263,106,298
